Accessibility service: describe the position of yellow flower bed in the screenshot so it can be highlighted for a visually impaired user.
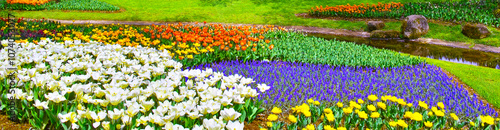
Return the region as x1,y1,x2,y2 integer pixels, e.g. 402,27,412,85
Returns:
263,95,500,130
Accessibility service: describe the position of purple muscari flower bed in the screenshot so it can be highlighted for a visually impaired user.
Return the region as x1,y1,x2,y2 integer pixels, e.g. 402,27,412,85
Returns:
1,29,47,39
188,60,498,119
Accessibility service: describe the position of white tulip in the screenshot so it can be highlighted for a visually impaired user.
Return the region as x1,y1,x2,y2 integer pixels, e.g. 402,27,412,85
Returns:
45,92,66,103
137,115,150,127
150,114,165,126
162,122,174,130
220,108,241,121
155,90,170,101
247,88,259,98
97,99,110,107
232,95,245,104
187,109,203,120
172,92,187,103
90,111,107,128
76,109,91,120
218,96,233,106
203,116,225,130
141,99,155,112
173,124,189,130
226,120,244,130
102,121,110,130
257,83,272,93
192,125,204,130
34,99,49,110
239,77,254,85
27,68,37,78
129,79,142,89
108,108,124,120
58,112,78,125
126,103,141,117
186,90,197,100
122,115,132,125
145,125,155,130
162,113,176,123
152,105,169,116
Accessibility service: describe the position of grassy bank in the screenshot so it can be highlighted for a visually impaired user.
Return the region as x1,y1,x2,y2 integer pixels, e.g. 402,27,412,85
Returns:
424,57,500,108
8,0,500,46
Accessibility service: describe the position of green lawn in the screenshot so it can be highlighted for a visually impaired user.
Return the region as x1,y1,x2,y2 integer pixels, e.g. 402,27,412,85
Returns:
9,0,500,46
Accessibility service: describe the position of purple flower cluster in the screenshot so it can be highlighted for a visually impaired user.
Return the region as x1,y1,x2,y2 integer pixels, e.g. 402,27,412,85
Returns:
0,30,47,39
189,60,498,119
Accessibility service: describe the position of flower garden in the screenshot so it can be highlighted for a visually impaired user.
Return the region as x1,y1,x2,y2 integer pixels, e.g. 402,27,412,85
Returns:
1,0,500,130
309,0,500,27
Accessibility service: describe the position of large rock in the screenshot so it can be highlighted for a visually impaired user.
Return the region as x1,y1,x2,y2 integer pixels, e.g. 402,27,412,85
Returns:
401,15,429,39
367,21,385,32
462,23,491,39
370,30,400,39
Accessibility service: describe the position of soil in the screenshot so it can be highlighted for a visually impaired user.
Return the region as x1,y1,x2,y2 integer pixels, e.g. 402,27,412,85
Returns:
0,111,32,130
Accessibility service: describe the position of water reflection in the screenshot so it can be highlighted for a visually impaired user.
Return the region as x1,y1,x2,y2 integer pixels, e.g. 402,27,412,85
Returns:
306,33,500,69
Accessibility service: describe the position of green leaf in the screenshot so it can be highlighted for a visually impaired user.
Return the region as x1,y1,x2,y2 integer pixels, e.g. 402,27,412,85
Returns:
317,123,324,130
240,110,247,122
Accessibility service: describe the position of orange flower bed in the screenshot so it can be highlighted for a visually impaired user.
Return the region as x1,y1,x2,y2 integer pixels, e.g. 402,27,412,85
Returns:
6,0,52,5
144,23,286,59
311,2,403,14
44,23,286,60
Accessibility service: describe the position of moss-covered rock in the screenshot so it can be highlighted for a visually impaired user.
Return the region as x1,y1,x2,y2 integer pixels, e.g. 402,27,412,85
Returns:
370,30,400,39
367,21,385,32
462,23,491,39
401,15,429,39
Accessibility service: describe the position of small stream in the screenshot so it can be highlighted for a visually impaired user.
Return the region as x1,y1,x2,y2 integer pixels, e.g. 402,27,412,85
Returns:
306,33,500,69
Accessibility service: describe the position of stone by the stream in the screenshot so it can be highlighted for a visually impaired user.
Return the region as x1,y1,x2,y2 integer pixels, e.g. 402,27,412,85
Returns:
370,30,400,39
461,23,491,39
367,21,385,32
401,15,429,39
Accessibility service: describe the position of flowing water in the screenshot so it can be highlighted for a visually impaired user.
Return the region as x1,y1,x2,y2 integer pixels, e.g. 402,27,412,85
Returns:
306,33,500,69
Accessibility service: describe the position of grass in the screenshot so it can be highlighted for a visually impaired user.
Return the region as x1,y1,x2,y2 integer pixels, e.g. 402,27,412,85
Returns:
420,56,500,108
425,23,500,47
380,22,500,47
7,0,500,46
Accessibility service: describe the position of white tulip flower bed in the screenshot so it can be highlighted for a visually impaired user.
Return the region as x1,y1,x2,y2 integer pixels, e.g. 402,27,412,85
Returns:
0,39,271,130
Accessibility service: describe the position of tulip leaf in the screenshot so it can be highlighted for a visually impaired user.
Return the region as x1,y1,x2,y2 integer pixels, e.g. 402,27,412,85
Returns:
239,110,246,123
